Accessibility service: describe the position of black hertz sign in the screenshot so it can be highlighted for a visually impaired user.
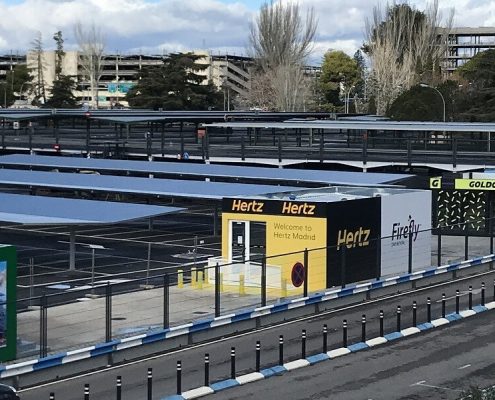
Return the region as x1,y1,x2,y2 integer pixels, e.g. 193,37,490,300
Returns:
222,198,326,218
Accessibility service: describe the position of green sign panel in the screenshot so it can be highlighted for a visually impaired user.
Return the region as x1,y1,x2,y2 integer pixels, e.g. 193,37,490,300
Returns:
0,245,16,361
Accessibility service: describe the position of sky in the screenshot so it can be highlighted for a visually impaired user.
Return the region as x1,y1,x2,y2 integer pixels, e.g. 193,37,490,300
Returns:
0,0,494,64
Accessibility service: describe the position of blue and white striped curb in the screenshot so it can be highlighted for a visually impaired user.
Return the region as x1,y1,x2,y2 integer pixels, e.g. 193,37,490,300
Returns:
2,254,494,379
160,300,495,400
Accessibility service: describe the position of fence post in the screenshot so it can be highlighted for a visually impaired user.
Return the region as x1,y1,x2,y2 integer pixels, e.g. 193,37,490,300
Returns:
361,315,366,342
256,341,261,372
303,248,308,297
230,347,236,379
261,257,267,307
469,285,473,309
84,384,89,400
408,234,413,274
215,263,220,318
396,306,401,332
39,295,47,358
481,282,486,306
301,329,306,359
176,361,182,395
342,320,348,347
456,290,460,314
441,293,446,318
341,247,347,288
279,335,284,365
106,283,112,342
163,274,169,329
379,310,384,337
464,229,469,261
116,376,122,400
278,136,282,163
204,353,210,386
147,368,152,400
413,301,417,326
427,297,431,322
323,324,328,353
437,233,442,267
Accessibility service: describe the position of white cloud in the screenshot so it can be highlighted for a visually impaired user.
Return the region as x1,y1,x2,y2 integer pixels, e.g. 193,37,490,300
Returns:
0,0,493,64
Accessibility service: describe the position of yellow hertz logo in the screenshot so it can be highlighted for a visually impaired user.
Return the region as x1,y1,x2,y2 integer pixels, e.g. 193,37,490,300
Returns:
455,179,495,190
430,177,442,189
281,202,315,215
337,227,370,250
231,199,264,212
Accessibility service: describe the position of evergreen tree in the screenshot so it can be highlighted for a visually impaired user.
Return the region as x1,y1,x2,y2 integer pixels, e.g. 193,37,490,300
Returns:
126,53,222,110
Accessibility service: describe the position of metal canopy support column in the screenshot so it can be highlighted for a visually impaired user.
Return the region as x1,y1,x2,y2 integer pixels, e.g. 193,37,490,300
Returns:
69,228,76,271
213,206,219,236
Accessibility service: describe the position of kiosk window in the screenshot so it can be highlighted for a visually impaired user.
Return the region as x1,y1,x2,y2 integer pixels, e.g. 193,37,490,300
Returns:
232,222,246,261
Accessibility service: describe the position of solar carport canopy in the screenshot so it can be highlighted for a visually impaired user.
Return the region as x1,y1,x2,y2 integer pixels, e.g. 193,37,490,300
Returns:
0,155,409,186
0,169,303,199
0,192,184,224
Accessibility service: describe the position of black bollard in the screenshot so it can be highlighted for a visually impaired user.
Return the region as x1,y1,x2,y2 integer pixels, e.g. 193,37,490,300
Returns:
49,393,55,400
427,297,431,322
442,294,446,318
469,285,473,309
379,310,384,337
204,353,210,386
396,306,401,332
116,376,122,400
147,368,152,400
482,282,486,306
342,320,348,348
256,341,261,372
361,315,366,342
230,347,236,379
456,290,460,314
412,301,417,326
279,335,284,365
84,384,89,400
176,361,182,395
323,324,328,353
301,329,307,359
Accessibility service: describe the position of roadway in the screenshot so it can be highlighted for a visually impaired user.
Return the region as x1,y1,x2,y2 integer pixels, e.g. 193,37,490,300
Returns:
17,270,495,400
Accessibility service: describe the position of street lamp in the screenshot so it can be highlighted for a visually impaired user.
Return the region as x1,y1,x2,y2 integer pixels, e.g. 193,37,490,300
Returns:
420,83,446,122
345,85,355,114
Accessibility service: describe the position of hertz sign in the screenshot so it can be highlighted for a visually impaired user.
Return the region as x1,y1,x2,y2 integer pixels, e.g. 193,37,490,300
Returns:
455,179,495,190
224,198,325,217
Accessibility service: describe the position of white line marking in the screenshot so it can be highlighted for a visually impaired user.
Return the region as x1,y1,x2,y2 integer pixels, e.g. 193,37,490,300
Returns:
458,364,471,370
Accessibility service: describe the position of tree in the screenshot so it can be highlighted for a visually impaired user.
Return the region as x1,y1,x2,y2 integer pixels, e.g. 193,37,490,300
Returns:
0,64,32,108
126,53,223,110
248,1,317,111
53,31,65,80
319,50,360,111
44,75,77,108
458,386,495,400
74,22,105,108
364,1,453,114
30,31,47,105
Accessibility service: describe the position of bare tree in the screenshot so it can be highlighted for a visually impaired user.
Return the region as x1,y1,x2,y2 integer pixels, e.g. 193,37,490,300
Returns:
248,1,317,111
74,22,105,108
29,31,47,105
365,1,453,114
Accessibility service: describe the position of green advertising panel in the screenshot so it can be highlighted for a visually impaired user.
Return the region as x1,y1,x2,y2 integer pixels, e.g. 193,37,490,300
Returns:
0,245,16,361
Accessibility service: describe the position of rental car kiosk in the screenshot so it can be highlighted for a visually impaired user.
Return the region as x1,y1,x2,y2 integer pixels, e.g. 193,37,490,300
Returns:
209,187,432,295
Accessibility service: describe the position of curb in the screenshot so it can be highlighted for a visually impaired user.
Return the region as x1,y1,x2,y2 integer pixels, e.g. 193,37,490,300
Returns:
160,301,495,400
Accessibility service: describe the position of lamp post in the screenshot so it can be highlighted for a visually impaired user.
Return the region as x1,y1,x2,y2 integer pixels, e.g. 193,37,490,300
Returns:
345,85,355,114
420,83,446,122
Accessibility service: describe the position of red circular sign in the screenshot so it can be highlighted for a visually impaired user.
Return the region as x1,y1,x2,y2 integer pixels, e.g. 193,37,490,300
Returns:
291,262,305,287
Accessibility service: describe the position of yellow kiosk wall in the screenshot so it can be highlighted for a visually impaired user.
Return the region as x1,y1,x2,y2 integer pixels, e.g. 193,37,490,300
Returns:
222,212,327,292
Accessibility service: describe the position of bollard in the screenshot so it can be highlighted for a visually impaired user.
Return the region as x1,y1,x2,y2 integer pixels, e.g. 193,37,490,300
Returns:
481,282,486,306
231,347,236,379
412,301,417,326
204,353,210,386
116,376,122,400
279,335,284,365
379,310,384,337
198,271,204,290
239,274,245,295
301,329,306,359
427,297,431,322
281,278,288,298
361,315,366,342
176,361,182,395
323,324,328,353
147,368,152,400
396,306,401,332
191,267,197,287
177,269,183,289
456,290,460,314
84,384,89,400
469,285,473,310
342,320,348,348
442,294,446,318
256,341,261,372
49,393,55,400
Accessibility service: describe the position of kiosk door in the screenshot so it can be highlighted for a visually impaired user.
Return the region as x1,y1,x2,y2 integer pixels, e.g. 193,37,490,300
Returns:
231,221,248,262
